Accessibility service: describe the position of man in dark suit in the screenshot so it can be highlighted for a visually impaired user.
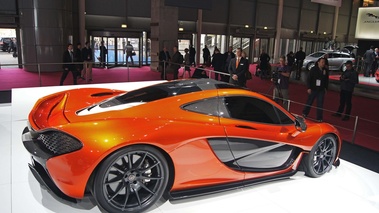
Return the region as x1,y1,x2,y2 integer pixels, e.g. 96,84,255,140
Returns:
74,43,84,79
82,41,93,81
211,48,224,81
171,46,183,80
159,47,171,80
228,48,248,87
60,43,77,85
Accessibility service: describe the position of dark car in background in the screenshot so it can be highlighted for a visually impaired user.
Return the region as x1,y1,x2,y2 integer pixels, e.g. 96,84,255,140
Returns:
303,50,355,71
0,37,13,52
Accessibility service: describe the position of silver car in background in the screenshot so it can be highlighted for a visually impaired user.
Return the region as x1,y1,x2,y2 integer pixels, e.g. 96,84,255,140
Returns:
303,50,355,71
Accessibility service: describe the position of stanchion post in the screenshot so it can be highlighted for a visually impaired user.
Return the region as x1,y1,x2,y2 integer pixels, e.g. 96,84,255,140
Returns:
351,116,359,144
38,63,42,86
127,61,130,82
163,61,166,80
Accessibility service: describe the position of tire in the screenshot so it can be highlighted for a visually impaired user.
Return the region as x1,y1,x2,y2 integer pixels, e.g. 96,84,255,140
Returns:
307,62,315,71
302,134,337,178
93,145,169,213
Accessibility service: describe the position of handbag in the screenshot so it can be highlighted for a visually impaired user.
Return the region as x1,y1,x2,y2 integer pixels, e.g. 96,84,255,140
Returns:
132,51,136,56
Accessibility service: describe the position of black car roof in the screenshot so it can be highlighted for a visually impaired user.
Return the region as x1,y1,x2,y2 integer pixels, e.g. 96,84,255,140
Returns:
158,79,242,92
99,79,245,108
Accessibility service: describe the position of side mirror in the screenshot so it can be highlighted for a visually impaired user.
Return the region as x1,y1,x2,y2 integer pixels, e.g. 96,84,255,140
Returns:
295,116,307,132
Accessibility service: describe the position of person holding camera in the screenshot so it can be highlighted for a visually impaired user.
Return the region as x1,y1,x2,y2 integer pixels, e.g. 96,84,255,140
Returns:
302,57,329,122
272,55,291,110
332,60,359,121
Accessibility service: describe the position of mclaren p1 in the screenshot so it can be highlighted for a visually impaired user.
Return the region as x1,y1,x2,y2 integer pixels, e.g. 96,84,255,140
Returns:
22,79,341,213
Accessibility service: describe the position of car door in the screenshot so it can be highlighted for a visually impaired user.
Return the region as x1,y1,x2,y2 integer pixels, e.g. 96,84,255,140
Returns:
327,53,339,70
219,95,300,174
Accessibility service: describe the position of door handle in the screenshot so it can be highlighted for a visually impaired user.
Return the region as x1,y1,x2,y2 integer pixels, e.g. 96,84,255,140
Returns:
235,125,257,130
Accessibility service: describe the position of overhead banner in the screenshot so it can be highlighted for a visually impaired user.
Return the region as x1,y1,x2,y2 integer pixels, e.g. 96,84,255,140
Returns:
311,0,342,7
355,7,379,39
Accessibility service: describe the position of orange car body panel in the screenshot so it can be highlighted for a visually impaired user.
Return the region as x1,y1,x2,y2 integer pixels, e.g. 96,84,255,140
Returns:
28,86,341,199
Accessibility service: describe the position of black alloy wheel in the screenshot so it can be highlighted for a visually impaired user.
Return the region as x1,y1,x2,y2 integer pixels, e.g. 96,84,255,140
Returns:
303,134,337,178
93,145,169,213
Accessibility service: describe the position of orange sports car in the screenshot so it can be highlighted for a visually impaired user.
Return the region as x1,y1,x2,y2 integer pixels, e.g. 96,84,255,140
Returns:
22,79,341,213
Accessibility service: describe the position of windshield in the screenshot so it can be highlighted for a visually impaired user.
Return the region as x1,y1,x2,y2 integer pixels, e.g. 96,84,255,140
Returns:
99,82,202,108
309,52,325,58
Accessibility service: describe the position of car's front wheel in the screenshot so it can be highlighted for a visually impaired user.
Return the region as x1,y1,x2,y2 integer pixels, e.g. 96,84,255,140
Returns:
302,134,337,178
93,145,169,213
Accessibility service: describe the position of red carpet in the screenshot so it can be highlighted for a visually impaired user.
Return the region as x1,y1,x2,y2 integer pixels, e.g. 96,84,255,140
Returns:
1,65,378,152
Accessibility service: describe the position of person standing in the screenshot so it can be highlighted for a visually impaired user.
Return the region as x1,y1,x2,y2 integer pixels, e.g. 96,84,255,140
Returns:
228,48,248,87
372,48,379,77
223,46,235,82
158,47,171,80
302,57,329,122
171,46,183,80
202,45,211,66
272,56,291,110
259,49,270,79
60,43,77,85
332,60,359,121
363,46,375,77
211,48,224,81
8,38,14,53
82,41,93,81
295,47,306,80
12,38,17,58
189,45,196,66
99,41,107,68
182,48,191,78
74,43,84,80
125,41,134,65
286,51,295,74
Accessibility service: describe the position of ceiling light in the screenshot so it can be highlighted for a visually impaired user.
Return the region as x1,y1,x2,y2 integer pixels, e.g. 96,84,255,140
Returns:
310,30,314,33
264,26,268,30
121,24,127,28
245,25,249,28
179,27,184,31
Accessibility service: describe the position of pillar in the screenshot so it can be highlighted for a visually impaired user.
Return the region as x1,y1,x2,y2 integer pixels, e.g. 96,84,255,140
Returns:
150,0,178,71
273,0,283,63
196,9,202,67
78,0,85,45
19,0,74,72
332,6,339,40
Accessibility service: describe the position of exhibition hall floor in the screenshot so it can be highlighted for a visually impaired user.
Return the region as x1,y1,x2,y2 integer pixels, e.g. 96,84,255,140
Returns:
1,82,379,213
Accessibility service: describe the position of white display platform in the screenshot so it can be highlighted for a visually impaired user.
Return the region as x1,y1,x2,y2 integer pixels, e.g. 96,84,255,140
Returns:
0,81,379,213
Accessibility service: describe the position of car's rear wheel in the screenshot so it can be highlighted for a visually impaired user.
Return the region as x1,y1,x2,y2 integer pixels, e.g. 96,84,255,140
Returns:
93,145,169,213
302,134,337,178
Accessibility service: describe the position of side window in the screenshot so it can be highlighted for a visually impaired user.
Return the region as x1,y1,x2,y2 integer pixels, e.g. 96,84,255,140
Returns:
275,107,294,124
224,96,282,124
182,98,219,116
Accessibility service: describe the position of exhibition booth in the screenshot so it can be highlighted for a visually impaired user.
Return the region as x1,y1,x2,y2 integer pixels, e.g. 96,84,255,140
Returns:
0,81,378,213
